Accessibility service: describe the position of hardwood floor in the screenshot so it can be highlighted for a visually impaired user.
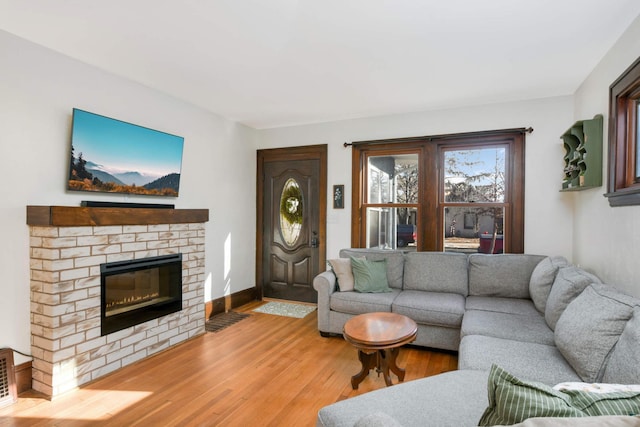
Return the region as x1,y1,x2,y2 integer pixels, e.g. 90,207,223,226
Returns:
0,301,457,426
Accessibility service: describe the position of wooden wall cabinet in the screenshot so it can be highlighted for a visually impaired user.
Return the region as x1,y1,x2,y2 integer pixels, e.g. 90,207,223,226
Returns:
560,114,603,191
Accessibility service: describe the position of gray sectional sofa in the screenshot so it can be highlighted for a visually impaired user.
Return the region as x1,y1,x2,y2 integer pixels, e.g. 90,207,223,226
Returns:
314,249,640,426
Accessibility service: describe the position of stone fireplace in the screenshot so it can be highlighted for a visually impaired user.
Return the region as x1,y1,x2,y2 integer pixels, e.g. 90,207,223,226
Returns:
27,206,209,397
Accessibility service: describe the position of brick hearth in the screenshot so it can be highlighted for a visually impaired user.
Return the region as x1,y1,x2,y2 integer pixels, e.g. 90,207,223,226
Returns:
27,206,208,397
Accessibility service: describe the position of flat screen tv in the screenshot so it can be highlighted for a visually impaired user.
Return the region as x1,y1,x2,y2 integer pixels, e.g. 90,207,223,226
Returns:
68,108,184,197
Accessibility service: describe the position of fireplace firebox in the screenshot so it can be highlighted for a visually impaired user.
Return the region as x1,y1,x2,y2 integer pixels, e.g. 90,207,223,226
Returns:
101,254,183,335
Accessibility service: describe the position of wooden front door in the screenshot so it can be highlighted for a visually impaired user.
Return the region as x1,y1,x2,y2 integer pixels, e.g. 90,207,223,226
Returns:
257,145,327,303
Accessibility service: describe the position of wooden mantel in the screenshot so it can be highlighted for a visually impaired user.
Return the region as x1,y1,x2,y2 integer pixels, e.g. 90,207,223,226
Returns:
27,205,209,227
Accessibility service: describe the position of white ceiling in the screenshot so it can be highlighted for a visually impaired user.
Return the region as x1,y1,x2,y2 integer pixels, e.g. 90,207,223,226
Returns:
2,1,640,129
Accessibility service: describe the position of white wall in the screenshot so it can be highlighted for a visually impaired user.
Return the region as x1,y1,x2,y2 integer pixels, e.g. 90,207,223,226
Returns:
257,96,575,262
572,14,640,297
0,30,257,363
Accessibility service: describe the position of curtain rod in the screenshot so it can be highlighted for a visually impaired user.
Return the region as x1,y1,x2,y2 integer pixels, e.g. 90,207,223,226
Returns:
343,127,533,147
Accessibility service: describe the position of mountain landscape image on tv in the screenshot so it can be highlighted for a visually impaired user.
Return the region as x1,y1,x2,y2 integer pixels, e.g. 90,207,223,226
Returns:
68,109,184,197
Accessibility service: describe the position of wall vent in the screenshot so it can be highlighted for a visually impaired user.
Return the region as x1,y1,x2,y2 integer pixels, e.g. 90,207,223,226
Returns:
0,349,17,408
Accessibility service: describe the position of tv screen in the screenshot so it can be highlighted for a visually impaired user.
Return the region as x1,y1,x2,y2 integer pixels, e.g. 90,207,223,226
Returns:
68,109,184,197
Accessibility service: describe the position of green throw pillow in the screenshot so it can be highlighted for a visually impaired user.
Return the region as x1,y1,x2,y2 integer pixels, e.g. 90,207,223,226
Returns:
350,257,391,293
478,365,640,426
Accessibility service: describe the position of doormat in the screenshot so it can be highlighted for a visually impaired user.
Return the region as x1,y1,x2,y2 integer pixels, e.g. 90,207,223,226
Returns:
205,311,250,333
252,301,316,318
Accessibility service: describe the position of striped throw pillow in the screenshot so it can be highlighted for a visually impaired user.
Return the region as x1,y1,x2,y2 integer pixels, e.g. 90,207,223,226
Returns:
478,365,640,426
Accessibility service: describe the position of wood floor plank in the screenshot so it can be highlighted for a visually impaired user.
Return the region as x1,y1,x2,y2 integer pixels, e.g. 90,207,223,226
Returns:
0,302,458,426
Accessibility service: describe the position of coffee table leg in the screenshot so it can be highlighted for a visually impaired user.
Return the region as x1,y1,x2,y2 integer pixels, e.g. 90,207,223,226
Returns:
378,350,393,386
387,347,406,382
351,350,376,389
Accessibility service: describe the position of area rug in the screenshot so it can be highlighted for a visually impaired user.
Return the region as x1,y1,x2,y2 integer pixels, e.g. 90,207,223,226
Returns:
205,311,250,333
253,301,316,318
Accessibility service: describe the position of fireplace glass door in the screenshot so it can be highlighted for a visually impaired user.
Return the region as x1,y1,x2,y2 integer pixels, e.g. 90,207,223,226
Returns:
101,254,182,335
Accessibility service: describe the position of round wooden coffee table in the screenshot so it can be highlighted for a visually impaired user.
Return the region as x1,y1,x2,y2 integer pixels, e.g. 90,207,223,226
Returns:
343,312,418,389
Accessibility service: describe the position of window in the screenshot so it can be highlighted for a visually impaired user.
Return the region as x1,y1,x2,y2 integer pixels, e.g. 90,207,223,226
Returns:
363,151,419,249
442,145,507,253
464,213,476,229
351,130,526,253
606,56,640,206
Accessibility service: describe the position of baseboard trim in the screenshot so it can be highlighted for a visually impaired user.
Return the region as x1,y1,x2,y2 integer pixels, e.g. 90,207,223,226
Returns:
205,287,259,319
15,361,32,395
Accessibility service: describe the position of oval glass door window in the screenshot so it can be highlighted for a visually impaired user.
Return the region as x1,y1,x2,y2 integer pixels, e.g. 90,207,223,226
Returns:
280,178,303,246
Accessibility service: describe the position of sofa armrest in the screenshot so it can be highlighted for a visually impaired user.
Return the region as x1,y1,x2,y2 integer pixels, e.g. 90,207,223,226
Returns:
313,270,337,333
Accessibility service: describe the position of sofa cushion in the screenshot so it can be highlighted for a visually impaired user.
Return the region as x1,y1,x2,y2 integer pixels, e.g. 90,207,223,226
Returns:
403,252,468,296
465,296,540,316
603,306,640,384
529,256,570,313
459,335,580,385
545,266,601,330
478,364,640,426
316,370,490,427
468,254,545,298
350,257,392,293
329,289,401,315
555,283,638,383
339,249,404,289
392,290,465,328
353,412,403,427
461,310,554,345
